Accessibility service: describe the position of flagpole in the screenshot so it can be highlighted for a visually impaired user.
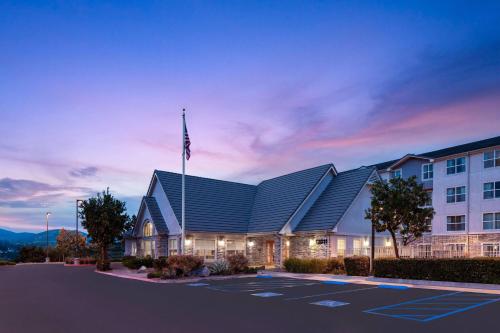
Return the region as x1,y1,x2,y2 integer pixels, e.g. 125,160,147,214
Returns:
181,109,186,255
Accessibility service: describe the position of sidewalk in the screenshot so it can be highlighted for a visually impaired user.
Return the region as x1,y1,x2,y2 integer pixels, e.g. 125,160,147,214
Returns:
262,271,500,295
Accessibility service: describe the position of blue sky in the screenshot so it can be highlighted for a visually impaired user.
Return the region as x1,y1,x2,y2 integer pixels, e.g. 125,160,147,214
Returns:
1,1,499,231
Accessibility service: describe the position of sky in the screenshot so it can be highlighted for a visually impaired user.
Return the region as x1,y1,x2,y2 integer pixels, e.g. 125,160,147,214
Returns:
1,1,499,232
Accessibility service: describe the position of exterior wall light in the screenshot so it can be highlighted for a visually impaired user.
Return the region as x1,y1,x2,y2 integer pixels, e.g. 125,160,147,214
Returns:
185,238,192,246
248,240,255,247
363,239,370,247
309,238,315,247
286,240,290,247
385,238,392,247
218,239,225,247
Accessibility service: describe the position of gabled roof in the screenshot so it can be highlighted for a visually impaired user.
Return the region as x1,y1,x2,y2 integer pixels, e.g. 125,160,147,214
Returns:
385,154,433,171
155,171,257,233
247,164,334,233
294,167,375,232
143,196,169,235
373,135,500,171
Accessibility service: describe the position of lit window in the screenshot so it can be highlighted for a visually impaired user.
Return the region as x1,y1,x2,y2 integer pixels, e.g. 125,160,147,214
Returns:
143,221,154,237
446,215,465,231
446,186,466,203
483,150,500,169
226,240,245,256
422,164,433,180
445,243,465,257
392,169,402,179
194,239,216,260
168,238,178,256
483,213,500,230
446,157,466,175
482,243,500,257
416,244,431,258
483,181,500,199
337,238,346,256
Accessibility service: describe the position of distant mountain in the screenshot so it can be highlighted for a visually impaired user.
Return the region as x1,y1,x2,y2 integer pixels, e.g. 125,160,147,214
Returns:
0,228,86,246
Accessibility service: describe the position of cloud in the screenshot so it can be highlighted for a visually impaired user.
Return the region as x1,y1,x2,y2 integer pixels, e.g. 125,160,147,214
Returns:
69,166,99,178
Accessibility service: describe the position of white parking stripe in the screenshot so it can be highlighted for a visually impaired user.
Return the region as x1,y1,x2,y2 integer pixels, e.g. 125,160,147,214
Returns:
285,286,378,301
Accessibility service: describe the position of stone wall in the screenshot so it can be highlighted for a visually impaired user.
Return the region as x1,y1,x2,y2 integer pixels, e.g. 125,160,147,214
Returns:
289,234,330,259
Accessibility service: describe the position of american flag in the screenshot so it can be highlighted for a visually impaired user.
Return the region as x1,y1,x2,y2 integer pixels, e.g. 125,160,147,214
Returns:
184,122,191,160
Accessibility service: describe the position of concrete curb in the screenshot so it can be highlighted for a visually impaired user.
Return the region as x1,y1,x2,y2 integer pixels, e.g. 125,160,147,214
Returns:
264,271,500,295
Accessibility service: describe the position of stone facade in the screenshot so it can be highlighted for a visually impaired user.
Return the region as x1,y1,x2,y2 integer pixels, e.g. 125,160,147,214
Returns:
289,234,330,259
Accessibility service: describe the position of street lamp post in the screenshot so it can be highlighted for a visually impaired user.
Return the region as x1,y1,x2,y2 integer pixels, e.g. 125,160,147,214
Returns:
45,212,51,263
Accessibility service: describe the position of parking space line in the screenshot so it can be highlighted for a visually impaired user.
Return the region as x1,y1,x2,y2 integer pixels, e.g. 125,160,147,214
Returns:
285,286,378,301
207,279,318,293
364,292,500,322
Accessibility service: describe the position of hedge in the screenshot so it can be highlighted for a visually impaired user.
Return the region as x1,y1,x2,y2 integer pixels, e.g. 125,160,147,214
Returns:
374,258,500,284
0,260,15,266
283,258,345,274
122,256,154,270
344,256,370,276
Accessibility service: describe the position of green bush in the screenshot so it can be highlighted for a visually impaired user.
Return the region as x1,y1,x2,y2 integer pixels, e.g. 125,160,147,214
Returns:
344,256,370,276
153,257,168,271
227,254,249,273
209,260,230,275
147,271,162,279
17,246,46,263
122,256,154,270
283,258,345,274
0,260,15,266
374,258,500,284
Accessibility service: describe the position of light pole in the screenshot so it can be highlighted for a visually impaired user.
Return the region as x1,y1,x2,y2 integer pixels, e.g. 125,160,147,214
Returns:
75,199,83,262
45,212,51,263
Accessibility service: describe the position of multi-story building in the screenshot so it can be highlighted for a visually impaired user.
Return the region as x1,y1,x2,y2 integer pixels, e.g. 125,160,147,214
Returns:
124,135,500,265
375,135,500,258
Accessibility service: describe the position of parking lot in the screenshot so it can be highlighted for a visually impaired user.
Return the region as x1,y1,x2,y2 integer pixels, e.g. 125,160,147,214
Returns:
1,265,499,333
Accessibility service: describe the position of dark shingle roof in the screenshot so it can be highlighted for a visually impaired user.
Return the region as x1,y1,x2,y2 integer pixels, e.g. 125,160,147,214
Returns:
155,171,257,233
373,135,500,170
295,167,375,232
143,196,169,235
247,164,334,233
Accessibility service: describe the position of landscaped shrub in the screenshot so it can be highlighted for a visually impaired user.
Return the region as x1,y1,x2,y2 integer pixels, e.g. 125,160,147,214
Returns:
374,258,500,284
122,256,154,270
147,271,162,279
283,258,346,274
65,257,97,265
166,255,204,277
344,256,370,276
209,260,231,275
227,253,249,273
245,266,265,274
17,246,46,263
0,260,15,266
153,257,168,271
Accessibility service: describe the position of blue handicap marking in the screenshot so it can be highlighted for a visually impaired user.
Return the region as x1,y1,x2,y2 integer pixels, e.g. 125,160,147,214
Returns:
256,275,273,279
322,280,350,285
187,283,209,287
311,300,350,308
364,291,500,322
378,284,410,290
252,292,283,297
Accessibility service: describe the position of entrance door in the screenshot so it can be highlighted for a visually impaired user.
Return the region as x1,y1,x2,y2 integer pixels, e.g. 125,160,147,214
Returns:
266,240,275,265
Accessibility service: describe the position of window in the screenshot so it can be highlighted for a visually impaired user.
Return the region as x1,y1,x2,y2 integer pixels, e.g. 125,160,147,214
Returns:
143,221,153,237
226,240,245,256
483,182,500,199
142,240,155,257
416,244,431,258
131,242,137,256
446,157,466,175
392,169,402,179
424,191,432,207
424,217,432,231
168,238,178,256
445,243,465,257
446,186,466,203
337,238,346,256
483,150,500,168
422,164,433,180
353,239,362,256
447,215,466,231
482,243,500,257
483,213,500,230
194,239,216,260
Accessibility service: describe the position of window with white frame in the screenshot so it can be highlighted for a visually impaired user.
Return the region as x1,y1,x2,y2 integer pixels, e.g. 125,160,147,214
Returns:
226,240,245,256
424,191,432,207
482,243,500,257
446,215,466,231
337,238,346,256
416,244,431,258
483,150,500,168
483,213,500,230
392,169,402,179
446,186,466,203
168,238,178,256
194,239,216,260
422,163,433,180
446,157,466,175
131,242,137,256
445,243,465,257
483,181,500,199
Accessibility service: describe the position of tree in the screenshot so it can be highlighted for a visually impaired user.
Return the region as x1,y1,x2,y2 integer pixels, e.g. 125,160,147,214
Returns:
56,229,87,260
80,189,129,271
365,176,435,258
